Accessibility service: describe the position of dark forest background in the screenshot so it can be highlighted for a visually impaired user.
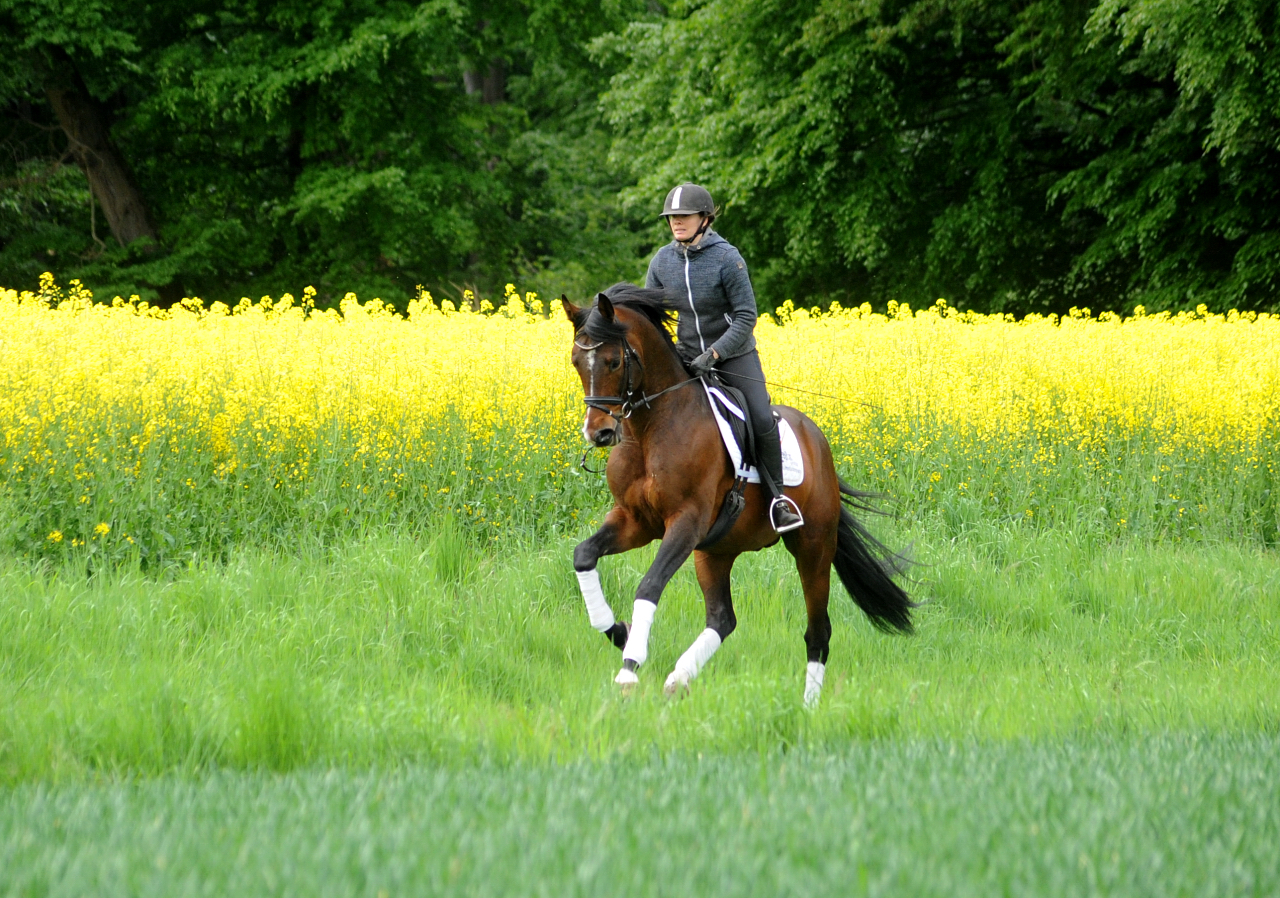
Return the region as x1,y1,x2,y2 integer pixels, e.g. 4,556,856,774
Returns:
1,0,1276,313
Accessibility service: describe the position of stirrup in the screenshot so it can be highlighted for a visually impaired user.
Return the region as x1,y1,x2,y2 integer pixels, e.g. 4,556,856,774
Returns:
769,496,804,533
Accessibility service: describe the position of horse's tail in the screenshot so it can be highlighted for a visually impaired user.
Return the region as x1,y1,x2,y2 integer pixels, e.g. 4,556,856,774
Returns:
832,480,915,634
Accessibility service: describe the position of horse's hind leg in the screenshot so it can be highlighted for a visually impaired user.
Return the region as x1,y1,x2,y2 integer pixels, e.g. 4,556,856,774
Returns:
786,530,835,708
664,551,738,696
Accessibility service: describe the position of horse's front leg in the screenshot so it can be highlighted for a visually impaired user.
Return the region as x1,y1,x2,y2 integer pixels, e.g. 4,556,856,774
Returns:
616,512,705,688
573,508,648,650
664,551,737,696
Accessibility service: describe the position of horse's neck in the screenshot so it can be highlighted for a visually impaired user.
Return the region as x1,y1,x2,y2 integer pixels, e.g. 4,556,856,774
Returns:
624,335,704,437
636,335,689,394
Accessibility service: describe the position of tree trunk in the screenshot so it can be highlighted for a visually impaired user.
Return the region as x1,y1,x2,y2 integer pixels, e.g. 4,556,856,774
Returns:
481,60,504,105
463,60,505,105
45,79,157,248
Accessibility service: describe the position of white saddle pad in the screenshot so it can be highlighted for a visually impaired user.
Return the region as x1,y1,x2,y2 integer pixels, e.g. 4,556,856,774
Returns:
704,384,805,486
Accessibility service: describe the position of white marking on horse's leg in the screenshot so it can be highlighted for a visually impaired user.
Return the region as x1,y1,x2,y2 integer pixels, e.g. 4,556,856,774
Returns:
576,569,616,632
804,661,826,709
620,599,657,667
664,628,722,694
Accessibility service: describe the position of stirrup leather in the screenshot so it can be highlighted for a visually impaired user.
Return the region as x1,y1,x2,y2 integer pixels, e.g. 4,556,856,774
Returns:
769,495,804,533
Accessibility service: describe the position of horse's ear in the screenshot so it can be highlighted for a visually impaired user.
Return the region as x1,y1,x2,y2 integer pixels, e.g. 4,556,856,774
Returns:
596,293,615,322
560,294,581,323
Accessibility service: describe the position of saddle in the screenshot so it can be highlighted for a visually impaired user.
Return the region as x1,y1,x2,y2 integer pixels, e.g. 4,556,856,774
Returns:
703,375,757,467
693,369,807,547
696,372,756,549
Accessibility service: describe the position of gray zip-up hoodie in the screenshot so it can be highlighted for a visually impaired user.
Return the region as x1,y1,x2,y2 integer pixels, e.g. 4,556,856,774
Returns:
644,231,757,360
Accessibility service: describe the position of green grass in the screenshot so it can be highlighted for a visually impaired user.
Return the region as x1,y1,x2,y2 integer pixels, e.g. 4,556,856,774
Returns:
3,519,1277,782
3,514,1277,892
3,735,1277,896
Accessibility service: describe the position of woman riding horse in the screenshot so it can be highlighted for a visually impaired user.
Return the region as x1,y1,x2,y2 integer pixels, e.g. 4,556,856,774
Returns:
564,280,913,703
645,183,803,534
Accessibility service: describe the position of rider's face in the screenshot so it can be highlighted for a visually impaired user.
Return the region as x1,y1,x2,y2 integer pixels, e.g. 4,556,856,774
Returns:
667,213,705,242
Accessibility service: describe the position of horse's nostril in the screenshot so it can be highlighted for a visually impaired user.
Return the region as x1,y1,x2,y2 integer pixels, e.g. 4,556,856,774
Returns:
594,428,616,446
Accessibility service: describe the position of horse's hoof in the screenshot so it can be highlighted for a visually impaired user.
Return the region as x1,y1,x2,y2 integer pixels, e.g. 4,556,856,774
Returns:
663,672,690,698
605,621,629,651
615,667,639,694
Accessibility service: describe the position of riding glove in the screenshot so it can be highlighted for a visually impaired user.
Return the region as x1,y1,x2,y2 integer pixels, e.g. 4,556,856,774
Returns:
689,348,717,377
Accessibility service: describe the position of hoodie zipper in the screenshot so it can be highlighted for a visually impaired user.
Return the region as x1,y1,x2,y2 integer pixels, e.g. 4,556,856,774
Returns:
683,249,706,353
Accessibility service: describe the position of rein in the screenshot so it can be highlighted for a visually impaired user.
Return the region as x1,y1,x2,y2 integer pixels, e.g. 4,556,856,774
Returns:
574,335,701,422
717,369,883,412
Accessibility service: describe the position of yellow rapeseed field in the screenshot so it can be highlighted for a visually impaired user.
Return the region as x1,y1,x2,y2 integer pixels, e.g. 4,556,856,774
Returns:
1,274,1277,557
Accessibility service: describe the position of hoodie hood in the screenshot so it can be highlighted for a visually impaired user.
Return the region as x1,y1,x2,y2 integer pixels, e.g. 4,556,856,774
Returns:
673,229,727,258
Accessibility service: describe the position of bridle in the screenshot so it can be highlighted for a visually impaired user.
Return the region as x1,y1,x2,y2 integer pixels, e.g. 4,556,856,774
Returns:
573,332,702,423
574,330,702,474
574,334,644,421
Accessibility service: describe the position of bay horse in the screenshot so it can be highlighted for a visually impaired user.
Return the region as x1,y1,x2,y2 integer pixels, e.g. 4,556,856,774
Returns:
563,284,913,705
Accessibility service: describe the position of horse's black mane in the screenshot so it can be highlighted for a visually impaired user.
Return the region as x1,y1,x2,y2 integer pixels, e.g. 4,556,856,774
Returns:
574,283,679,354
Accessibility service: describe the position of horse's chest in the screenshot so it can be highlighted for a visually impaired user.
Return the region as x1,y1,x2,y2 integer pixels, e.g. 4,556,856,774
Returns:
609,443,709,530
625,475,666,515
639,468,707,526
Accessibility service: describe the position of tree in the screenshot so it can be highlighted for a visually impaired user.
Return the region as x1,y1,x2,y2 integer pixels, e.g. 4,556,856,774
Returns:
598,0,1280,313
1036,0,1280,311
1,0,177,295
0,0,653,304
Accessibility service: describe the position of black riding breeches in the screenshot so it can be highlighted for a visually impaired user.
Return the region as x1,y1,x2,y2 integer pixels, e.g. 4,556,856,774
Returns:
715,350,775,446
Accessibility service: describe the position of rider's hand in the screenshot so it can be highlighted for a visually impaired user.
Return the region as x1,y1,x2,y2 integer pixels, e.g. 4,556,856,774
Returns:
689,348,717,377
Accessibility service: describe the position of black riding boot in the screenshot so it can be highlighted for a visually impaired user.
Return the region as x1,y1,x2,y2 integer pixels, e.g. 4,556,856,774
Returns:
756,420,804,533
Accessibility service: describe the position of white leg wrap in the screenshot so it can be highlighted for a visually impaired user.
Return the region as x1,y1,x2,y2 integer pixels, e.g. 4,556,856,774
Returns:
804,661,826,708
576,569,615,632
667,628,723,689
621,599,657,666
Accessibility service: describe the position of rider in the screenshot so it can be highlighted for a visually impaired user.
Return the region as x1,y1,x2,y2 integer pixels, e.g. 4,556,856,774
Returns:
646,183,804,533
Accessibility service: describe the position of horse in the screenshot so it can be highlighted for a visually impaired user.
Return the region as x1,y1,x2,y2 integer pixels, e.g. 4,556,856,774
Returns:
563,284,914,706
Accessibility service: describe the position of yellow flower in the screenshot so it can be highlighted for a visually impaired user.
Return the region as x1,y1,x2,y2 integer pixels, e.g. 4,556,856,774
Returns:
2,273,1277,552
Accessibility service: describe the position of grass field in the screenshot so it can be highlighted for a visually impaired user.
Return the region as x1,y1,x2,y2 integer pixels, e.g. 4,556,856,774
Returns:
3,520,1277,781
2,280,1278,892
5,734,1278,897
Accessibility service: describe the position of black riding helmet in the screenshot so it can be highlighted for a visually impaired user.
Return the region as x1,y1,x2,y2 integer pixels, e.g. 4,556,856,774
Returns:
660,183,715,218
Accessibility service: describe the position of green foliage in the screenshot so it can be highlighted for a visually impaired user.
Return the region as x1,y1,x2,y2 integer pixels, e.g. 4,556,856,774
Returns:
1047,0,1280,311
0,0,653,304
2,0,1276,310
598,0,1280,313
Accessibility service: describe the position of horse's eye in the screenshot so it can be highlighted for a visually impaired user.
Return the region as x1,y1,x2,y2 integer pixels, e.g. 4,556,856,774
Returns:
608,358,621,371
